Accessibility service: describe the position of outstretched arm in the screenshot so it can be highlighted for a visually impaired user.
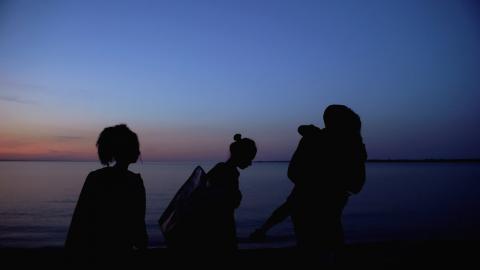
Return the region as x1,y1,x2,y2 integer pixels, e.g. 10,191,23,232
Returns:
250,199,292,241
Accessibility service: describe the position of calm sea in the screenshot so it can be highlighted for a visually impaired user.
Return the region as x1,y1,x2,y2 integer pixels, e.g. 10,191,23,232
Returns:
1,161,480,248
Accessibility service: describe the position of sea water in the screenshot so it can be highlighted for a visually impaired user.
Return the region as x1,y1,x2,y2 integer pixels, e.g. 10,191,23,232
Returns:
1,161,479,248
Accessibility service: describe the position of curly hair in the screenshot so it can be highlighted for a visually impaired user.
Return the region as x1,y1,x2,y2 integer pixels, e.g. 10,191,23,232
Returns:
96,124,140,166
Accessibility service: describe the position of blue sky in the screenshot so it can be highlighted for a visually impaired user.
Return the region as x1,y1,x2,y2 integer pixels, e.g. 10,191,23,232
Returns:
0,0,479,160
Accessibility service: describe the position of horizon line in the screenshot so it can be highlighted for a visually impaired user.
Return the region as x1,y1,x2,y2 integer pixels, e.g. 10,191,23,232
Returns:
0,158,479,163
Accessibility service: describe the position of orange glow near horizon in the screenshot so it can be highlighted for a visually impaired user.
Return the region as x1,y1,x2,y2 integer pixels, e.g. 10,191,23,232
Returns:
0,135,95,160
0,131,245,161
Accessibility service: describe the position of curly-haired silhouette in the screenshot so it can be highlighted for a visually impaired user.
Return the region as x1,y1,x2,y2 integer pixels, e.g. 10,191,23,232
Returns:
65,124,148,262
251,105,367,255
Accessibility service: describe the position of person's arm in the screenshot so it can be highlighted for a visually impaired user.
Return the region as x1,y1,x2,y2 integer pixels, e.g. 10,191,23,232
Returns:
346,143,367,194
206,165,242,210
287,137,310,184
250,200,292,241
217,179,242,210
65,172,96,250
232,178,242,209
133,175,148,250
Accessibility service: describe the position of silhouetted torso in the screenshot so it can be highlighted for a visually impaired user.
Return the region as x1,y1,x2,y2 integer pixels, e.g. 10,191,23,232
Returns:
201,162,242,251
288,125,366,250
65,167,148,257
163,163,242,252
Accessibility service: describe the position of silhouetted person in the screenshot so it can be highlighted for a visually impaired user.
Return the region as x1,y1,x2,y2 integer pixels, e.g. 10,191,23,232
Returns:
202,134,256,251
169,134,257,253
65,124,148,263
288,105,367,255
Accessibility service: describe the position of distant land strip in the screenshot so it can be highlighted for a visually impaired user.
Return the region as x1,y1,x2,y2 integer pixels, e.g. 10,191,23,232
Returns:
256,159,480,163
0,159,480,163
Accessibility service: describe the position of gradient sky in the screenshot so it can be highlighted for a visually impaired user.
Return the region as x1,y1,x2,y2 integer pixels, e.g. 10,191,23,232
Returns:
1,0,479,161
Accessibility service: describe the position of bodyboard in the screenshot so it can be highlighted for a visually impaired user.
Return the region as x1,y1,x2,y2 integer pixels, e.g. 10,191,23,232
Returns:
158,166,207,238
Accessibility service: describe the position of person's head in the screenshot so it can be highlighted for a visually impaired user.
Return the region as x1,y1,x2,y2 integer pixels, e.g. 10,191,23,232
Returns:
229,134,257,169
323,104,361,134
96,124,140,166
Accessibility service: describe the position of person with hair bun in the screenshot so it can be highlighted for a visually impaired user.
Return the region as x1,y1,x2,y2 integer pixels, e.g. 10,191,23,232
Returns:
65,124,148,262
196,134,257,251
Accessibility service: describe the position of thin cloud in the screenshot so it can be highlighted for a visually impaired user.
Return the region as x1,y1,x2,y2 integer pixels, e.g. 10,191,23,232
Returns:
0,78,92,95
0,95,35,104
0,78,96,111
0,78,47,92
52,135,87,141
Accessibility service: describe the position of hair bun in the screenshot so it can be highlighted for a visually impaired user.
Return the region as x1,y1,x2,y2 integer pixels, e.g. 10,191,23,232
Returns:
233,134,242,141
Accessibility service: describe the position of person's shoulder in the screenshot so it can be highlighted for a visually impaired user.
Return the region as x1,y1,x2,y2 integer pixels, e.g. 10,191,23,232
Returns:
87,167,111,178
207,162,234,178
126,169,141,177
212,162,239,178
126,170,144,186
297,125,324,145
83,167,111,188
88,167,141,181
298,124,323,137
210,162,226,172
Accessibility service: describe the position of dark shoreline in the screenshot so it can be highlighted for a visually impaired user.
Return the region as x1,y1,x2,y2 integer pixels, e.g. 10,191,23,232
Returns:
1,159,480,163
366,158,480,163
256,159,480,163
0,240,476,267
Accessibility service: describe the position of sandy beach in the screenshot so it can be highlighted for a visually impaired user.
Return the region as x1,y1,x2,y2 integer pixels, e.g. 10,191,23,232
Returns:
0,240,476,268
